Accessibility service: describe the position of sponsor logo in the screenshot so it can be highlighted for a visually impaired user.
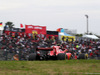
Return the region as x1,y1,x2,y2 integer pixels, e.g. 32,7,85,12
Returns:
27,26,33,28
34,27,42,29
32,30,38,34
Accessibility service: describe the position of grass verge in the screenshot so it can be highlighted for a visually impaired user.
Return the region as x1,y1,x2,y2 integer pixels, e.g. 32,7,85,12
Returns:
0,59,100,75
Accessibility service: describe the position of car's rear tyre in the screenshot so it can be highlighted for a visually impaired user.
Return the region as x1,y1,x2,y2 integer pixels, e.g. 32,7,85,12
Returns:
57,53,66,60
78,53,86,59
28,53,36,61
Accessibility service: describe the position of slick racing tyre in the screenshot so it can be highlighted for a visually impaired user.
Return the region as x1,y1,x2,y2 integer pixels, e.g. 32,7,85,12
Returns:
57,53,66,60
78,53,86,59
28,53,36,61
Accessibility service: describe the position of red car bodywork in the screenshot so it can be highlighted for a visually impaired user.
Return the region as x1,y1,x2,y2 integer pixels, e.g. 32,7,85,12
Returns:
49,46,67,56
37,46,71,60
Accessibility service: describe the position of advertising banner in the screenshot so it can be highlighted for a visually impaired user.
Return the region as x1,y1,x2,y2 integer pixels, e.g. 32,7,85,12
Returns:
61,36,75,41
25,25,46,35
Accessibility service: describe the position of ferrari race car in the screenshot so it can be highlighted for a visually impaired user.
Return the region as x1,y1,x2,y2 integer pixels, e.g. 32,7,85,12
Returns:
28,45,71,60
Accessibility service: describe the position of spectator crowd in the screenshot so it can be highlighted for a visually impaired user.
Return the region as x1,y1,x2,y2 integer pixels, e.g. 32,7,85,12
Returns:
0,32,100,60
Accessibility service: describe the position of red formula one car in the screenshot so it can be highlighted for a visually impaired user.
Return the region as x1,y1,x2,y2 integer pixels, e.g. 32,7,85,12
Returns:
28,45,71,60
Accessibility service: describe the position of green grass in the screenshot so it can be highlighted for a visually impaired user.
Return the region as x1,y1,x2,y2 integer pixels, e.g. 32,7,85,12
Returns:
0,60,100,75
